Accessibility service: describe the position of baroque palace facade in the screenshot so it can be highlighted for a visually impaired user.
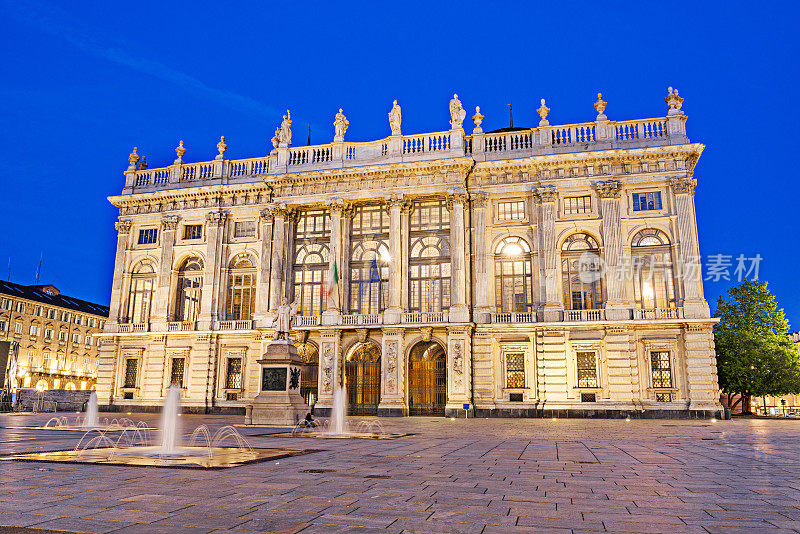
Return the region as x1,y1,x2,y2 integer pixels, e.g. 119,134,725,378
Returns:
97,89,721,417
0,281,108,391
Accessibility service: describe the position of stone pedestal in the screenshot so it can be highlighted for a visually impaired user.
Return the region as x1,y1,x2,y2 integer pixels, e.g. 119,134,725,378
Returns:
250,340,309,426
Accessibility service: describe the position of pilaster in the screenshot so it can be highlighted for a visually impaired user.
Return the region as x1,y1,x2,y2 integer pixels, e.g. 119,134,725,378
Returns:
322,199,344,324
671,177,710,318
447,191,469,323
152,215,179,331
594,180,631,320
268,204,290,313
315,329,342,415
377,327,405,415
254,207,275,327
536,186,562,321
683,323,722,412
107,221,132,326
198,211,226,330
472,193,490,323
445,325,472,414
385,195,404,324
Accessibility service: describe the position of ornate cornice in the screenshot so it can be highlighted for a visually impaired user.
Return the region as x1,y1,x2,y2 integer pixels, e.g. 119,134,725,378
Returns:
593,179,622,199
670,177,696,196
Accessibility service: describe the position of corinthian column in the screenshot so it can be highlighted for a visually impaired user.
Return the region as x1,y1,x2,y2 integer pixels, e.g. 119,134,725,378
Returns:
594,180,630,320
672,177,710,318
536,186,562,322
472,193,490,323
384,195,404,324
107,220,132,326
152,215,179,331
198,211,226,330
447,191,469,323
268,204,289,313
322,199,343,325
254,206,275,327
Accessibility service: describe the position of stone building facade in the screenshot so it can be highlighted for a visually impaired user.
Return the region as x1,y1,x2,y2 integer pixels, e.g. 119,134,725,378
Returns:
0,281,108,391
97,89,721,417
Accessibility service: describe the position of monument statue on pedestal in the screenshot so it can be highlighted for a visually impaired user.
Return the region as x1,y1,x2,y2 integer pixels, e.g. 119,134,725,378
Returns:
248,297,308,426
333,109,349,142
388,100,402,135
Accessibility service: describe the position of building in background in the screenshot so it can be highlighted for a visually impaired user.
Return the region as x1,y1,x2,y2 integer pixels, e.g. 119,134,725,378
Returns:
97,89,720,417
0,281,108,391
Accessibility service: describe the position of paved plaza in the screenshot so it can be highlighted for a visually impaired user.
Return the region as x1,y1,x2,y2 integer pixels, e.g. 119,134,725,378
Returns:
1,414,800,533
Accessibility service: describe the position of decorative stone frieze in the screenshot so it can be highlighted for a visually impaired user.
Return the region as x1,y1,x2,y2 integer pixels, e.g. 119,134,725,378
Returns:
670,177,697,196
161,215,180,230
114,220,132,234
594,180,622,198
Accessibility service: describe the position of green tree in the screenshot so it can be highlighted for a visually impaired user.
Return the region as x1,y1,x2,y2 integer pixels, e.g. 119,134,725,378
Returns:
714,279,800,412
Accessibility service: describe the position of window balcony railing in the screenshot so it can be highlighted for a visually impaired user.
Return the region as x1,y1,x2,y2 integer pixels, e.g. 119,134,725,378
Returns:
492,312,536,324
295,315,321,327
168,321,196,331
632,307,684,320
118,323,148,333
340,313,382,326
217,320,253,331
565,309,605,321
402,311,448,324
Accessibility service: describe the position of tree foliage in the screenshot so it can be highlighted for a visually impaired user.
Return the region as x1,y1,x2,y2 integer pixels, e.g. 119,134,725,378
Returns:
714,279,800,409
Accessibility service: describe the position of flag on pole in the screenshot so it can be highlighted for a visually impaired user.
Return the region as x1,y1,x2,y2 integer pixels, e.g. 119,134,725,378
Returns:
369,257,380,283
323,257,339,308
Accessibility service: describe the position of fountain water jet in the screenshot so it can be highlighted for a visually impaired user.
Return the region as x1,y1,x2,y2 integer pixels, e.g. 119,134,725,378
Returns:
82,391,99,428
328,387,348,436
158,385,182,454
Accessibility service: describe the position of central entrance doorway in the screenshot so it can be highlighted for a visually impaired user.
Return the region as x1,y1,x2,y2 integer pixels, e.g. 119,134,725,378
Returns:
408,341,446,416
297,342,318,408
345,342,381,416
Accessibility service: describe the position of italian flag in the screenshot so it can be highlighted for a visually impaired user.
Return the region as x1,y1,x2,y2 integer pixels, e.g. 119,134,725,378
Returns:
323,257,339,308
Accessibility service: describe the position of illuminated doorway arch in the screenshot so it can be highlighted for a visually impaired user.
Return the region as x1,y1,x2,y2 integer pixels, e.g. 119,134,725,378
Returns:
408,341,446,416
345,342,381,416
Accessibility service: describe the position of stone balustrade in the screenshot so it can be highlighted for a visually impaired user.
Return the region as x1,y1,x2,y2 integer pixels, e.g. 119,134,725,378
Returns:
115,305,691,333
122,110,686,194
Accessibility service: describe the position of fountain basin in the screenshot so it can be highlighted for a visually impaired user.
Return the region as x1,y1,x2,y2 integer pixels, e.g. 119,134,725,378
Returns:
9,446,316,469
262,431,413,440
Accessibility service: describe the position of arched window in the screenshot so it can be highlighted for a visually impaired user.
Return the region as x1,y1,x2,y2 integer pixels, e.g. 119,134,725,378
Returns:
175,257,203,322
349,204,389,314
127,260,155,324
293,209,331,316
293,243,330,316
631,229,676,309
226,255,256,320
350,240,390,314
409,200,451,313
561,233,603,310
494,236,534,312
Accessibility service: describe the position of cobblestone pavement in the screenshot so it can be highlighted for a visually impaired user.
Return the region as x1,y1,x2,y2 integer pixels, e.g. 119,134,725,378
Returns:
2,413,800,533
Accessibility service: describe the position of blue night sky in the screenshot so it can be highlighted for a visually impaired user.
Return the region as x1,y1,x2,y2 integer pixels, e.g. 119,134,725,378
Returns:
1,1,797,325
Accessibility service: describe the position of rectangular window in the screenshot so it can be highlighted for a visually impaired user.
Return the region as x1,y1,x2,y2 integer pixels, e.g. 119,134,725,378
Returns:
14,322,22,334
72,333,81,343
234,221,256,238
581,392,597,402
138,228,158,244
89,318,96,328
44,328,53,340
505,352,525,388
74,315,82,325
183,224,202,240
576,351,598,388
85,335,92,346
47,309,55,319
632,191,662,212
123,358,138,388
29,325,40,336
170,358,185,388
497,200,525,221
16,302,25,313
651,350,673,389
59,330,66,341
34,306,42,316
1,298,10,310
655,392,672,402
0,320,6,331
225,357,242,389
564,195,592,215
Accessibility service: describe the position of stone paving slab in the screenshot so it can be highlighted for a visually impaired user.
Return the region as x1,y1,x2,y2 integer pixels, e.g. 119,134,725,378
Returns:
4,414,800,533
